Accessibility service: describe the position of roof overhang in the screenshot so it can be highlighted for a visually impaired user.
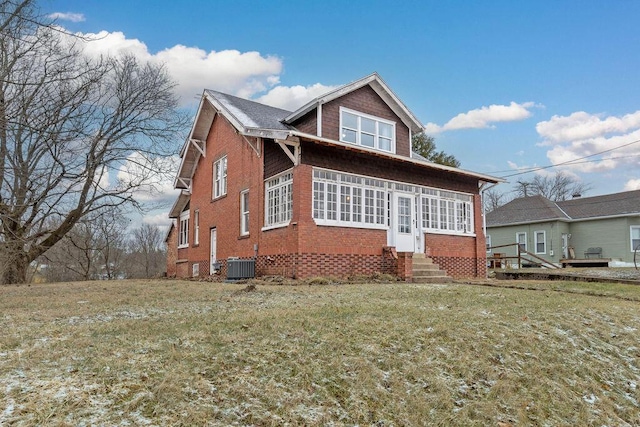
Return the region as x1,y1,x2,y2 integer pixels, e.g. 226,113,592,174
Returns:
288,130,504,184
284,73,424,136
175,94,217,189
168,190,190,218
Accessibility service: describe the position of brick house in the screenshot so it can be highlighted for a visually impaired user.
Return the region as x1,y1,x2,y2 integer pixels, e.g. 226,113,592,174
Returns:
167,73,501,280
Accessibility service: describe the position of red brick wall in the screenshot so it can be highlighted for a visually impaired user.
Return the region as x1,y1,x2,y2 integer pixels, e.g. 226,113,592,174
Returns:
174,114,267,278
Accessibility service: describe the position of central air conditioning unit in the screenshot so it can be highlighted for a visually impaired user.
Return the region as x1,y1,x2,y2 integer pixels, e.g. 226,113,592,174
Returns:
192,263,199,277
227,257,255,280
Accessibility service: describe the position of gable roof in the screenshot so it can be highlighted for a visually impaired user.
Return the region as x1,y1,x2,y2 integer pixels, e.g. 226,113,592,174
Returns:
174,73,503,191
204,90,292,133
487,190,640,227
283,72,424,135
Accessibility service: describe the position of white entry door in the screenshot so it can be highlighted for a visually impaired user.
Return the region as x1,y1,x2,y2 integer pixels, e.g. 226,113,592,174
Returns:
393,193,416,252
210,228,217,273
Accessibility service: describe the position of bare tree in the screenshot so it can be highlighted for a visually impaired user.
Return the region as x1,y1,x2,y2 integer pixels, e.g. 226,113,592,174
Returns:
0,0,187,284
41,209,129,282
483,187,509,213
126,223,166,278
513,172,592,201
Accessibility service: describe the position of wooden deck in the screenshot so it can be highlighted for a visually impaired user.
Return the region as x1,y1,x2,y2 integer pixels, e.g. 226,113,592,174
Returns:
560,258,611,268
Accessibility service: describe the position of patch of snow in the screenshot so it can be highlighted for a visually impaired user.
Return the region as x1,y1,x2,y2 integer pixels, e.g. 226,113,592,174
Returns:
583,394,598,404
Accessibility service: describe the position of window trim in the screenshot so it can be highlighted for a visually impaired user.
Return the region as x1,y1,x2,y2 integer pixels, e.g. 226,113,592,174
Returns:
534,230,546,254
631,225,640,252
178,210,190,249
240,189,250,236
516,232,527,252
486,234,492,253
339,107,396,153
263,170,293,230
194,209,199,246
213,156,228,199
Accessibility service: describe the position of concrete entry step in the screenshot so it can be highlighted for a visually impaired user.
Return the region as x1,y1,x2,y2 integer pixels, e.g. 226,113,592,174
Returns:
411,253,452,283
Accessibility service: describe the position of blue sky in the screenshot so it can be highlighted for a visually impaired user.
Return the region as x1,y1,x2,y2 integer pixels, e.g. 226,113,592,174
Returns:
45,0,640,222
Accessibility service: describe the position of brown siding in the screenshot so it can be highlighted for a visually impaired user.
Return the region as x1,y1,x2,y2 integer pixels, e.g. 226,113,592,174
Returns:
263,138,294,179
320,85,411,157
291,109,317,135
300,141,478,193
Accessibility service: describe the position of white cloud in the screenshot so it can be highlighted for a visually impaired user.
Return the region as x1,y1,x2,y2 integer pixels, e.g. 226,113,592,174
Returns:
255,83,339,111
117,152,180,204
142,212,174,228
69,30,283,106
48,12,85,22
624,179,640,191
425,102,536,133
536,110,640,144
535,109,640,174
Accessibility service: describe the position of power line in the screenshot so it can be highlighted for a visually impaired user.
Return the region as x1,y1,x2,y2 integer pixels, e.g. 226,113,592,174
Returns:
488,138,640,178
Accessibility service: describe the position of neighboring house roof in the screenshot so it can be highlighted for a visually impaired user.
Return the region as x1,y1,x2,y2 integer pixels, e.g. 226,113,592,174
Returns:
558,189,640,219
283,72,424,135
487,195,569,227
487,190,640,227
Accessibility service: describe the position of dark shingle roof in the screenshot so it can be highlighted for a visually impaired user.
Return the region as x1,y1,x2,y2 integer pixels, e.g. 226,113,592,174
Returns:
557,189,640,219
486,195,569,227
205,90,292,131
487,190,640,227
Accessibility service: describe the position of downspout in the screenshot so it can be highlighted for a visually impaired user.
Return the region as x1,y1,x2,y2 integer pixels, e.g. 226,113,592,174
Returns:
479,181,500,278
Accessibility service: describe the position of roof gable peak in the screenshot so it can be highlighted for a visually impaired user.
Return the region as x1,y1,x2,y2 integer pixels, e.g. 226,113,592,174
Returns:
284,73,424,134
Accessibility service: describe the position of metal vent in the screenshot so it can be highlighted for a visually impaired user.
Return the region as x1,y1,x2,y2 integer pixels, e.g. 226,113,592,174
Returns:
227,258,255,280
192,263,200,277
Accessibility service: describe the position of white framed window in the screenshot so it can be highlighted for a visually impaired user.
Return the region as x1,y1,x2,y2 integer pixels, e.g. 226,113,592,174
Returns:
240,190,249,236
264,171,293,228
311,168,474,235
420,188,474,234
516,232,527,252
340,107,395,153
194,210,199,245
535,230,546,254
313,169,387,228
178,210,189,248
631,226,640,252
486,235,492,253
213,156,227,199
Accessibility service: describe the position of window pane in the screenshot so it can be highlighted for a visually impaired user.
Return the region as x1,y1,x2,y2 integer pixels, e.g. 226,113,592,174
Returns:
379,137,391,151
398,197,411,233
379,122,393,138
342,112,357,129
340,185,351,221
361,133,374,147
361,117,375,134
341,128,357,143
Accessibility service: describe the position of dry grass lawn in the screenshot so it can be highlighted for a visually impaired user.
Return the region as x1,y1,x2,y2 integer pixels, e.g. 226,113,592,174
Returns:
1,278,639,426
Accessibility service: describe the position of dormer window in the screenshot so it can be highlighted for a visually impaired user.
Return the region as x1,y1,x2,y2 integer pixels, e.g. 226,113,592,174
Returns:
340,107,395,153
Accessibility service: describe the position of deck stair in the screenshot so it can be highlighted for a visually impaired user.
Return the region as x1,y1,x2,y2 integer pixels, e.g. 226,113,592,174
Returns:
412,253,452,283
